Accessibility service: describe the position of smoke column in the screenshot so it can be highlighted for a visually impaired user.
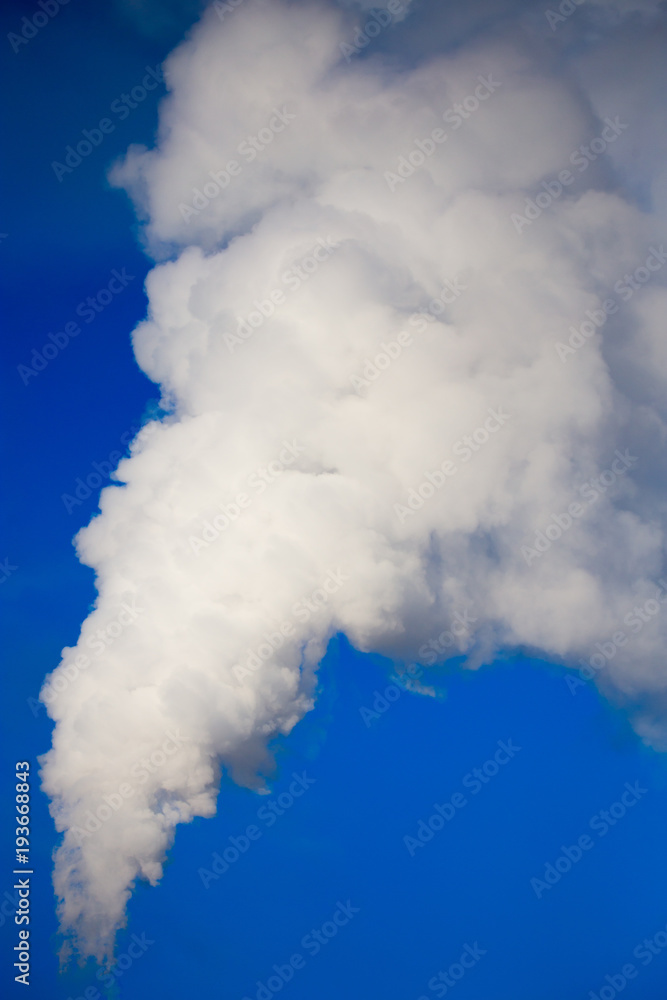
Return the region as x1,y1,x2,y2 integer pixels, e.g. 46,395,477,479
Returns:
39,0,667,962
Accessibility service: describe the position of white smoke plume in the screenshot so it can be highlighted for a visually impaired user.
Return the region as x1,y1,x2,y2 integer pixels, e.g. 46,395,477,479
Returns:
39,0,667,964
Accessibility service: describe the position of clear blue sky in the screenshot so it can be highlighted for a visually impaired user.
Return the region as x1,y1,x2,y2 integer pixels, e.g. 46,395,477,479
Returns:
2,2,667,999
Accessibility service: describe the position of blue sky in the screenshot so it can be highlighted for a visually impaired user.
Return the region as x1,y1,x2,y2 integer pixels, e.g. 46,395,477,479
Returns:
2,1,667,998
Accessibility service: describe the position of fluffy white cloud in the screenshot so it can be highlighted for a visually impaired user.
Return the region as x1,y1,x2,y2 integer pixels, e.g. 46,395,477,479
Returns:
41,0,667,963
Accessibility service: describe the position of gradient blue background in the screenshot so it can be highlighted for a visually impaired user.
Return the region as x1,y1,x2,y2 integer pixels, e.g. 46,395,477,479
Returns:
2,2,667,998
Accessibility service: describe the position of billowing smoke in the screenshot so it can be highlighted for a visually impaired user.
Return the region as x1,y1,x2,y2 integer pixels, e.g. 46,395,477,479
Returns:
39,0,667,964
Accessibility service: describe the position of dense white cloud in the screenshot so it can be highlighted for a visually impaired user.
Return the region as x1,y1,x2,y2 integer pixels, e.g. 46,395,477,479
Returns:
40,0,667,963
